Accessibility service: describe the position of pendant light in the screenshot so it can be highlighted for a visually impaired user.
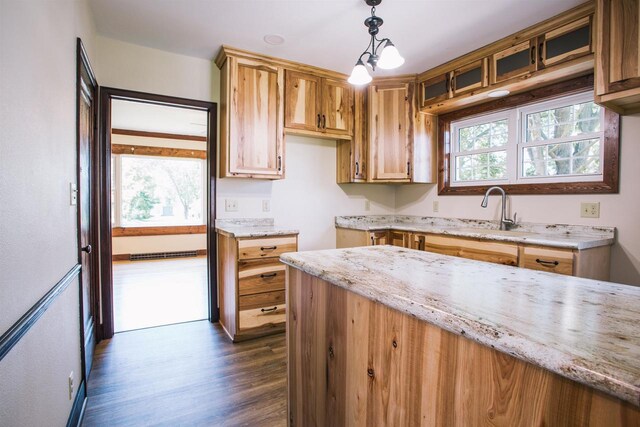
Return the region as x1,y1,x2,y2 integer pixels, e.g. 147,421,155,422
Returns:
348,0,405,86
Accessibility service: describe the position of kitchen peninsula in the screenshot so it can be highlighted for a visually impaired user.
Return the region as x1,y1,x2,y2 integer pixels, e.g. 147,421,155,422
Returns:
282,246,639,426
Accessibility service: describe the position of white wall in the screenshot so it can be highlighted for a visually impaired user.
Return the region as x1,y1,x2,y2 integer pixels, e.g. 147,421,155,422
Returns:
396,114,640,286
0,0,96,425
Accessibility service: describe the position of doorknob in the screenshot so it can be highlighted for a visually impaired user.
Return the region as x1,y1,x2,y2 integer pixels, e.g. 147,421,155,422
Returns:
81,245,92,254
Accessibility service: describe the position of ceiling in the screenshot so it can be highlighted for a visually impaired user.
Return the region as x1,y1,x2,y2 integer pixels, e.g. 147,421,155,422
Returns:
88,0,584,76
111,100,208,136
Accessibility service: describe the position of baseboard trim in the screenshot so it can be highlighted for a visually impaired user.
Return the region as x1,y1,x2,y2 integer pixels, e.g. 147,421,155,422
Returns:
0,264,81,361
66,379,87,427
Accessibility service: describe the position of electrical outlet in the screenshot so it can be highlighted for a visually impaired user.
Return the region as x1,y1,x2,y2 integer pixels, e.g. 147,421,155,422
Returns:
433,200,439,213
70,183,77,206
262,199,271,212
364,200,371,211
580,202,600,218
68,372,74,400
225,199,238,212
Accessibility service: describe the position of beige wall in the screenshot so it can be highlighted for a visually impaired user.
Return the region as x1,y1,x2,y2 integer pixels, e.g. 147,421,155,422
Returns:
396,114,640,286
0,0,96,425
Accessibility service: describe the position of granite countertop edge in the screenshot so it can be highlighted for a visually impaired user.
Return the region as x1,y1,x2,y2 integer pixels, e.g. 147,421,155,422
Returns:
280,249,639,407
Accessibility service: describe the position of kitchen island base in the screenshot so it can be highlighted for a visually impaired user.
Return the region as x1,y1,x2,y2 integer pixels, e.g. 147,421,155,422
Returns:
286,267,639,426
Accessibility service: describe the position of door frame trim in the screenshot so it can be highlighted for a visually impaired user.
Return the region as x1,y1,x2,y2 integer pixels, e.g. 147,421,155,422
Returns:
76,38,98,382
97,87,218,340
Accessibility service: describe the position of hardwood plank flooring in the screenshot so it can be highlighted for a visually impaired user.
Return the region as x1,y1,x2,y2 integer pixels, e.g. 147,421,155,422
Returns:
83,321,286,426
113,257,208,332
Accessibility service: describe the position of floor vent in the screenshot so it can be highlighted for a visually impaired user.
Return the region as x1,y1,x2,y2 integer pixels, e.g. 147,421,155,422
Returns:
130,251,198,261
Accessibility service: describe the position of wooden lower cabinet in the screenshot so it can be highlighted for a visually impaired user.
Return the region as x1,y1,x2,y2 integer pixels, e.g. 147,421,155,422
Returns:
337,228,610,280
287,268,638,426
217,232,298,341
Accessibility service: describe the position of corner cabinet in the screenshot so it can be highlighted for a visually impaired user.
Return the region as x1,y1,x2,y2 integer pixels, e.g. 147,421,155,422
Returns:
284,70,353,139
217,232,298,341
595,0,640,114
217,51,285,179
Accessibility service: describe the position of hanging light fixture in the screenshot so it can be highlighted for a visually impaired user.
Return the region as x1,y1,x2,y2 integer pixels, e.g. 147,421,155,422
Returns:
348,0,405,85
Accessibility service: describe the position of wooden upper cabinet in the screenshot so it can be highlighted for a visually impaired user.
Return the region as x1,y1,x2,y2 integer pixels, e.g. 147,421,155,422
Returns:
219,54,284,179
284,70,353,138
337,88,367,183
418,3,594,114
369,81,412,181
491,39,537,85
539,16,592,68
595,0,640,114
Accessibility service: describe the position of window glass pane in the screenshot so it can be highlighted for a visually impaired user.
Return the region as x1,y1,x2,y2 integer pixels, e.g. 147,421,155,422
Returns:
525,101,601,143
458,119,508,151
521,138,600,177
120,156,204,227
455,150,507,181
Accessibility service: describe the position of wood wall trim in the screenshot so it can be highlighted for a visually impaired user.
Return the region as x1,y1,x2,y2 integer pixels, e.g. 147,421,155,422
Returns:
112,128,207,142
66,380,87,427
111,144,206,159
0,264,81,362
438,75,620,195
112,225,207,237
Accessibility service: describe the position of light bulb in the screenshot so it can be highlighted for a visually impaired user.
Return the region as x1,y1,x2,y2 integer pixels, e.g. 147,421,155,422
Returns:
348,60,372,85
377,41,405,70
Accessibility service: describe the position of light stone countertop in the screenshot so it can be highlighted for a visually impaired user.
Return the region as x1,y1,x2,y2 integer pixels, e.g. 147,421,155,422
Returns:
336,215,615,250
280,245,640,406
215,218,299,238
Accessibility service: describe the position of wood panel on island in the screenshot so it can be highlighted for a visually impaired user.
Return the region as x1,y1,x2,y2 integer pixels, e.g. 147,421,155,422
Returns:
419,2,595,115
217,232,298,342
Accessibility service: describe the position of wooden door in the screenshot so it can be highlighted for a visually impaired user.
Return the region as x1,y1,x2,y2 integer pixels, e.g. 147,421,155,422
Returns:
421,73,450,108
596,0,640,95
321,78,353,136
368,231,389,246
369,83,411,181
284,70,321,132
491,40,537,84
389,231,408,247
451,59,487,96
77,39,98,378
540,16,592,68
229,57,284,177
409,233,427,250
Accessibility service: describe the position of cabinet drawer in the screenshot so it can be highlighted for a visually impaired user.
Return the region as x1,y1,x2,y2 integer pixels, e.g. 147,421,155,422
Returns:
239,304,286,331
521,246,574,275
424,234,519,266
238,259,285,296
239,290,285,311
238,236,297,260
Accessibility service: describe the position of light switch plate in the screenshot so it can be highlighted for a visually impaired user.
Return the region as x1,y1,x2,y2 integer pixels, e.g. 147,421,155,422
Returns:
262,199,271,212
70,183,77,206
433,200,439,213
364,200,371,211
580,202,600,218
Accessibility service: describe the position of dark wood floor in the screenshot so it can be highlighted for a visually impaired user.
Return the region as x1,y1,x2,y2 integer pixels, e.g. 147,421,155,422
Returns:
83,321,287,426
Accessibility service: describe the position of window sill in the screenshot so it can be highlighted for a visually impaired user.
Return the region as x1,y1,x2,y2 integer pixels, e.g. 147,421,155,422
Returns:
112,225,207,237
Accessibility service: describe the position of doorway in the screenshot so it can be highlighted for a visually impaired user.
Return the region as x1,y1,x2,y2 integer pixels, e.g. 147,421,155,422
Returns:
98,88,218,339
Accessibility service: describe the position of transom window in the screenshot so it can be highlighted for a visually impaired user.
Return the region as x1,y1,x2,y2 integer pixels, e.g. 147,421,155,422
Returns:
450,91,604,187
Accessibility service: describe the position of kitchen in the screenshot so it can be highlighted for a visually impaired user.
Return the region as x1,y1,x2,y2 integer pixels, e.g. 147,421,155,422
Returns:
1,0,639,426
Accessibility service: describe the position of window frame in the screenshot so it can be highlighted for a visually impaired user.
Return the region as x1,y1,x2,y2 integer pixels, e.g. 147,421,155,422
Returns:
438,75,620,195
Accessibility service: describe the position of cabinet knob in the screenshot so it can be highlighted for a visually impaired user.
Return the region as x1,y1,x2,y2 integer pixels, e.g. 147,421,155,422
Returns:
531,45,536,64
317,114,321,128
277,155,282,171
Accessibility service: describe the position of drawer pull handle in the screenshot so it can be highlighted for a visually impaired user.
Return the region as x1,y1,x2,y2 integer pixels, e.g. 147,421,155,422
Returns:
260,272,277,278
261,306,278,313
536,258,559,266
261,246,277,251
